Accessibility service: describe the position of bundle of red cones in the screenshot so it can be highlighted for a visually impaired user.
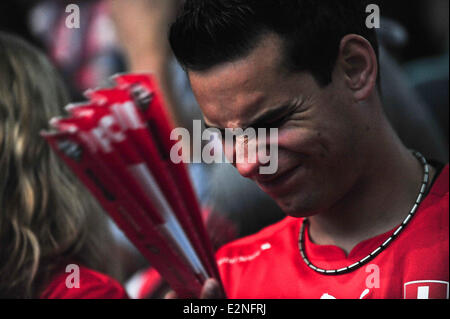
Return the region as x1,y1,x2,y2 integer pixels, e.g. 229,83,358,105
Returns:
42,73,223,298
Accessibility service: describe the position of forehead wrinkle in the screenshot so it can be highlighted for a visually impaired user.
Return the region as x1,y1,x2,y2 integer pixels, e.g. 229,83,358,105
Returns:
190,33,293,129
203,88,268,129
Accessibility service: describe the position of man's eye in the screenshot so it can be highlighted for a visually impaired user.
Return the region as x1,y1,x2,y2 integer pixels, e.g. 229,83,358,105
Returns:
262,117,287,129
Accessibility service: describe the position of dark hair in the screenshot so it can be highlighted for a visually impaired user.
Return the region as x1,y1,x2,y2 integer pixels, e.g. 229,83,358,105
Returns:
169,0,379,86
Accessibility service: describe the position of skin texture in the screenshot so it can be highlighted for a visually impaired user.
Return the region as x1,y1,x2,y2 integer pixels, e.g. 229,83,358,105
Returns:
169,33,436,299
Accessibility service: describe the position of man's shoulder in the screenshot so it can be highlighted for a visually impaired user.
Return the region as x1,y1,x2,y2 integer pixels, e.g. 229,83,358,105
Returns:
421,163,449,216
398,164,448,259
216,216,301,259
429,164,449,198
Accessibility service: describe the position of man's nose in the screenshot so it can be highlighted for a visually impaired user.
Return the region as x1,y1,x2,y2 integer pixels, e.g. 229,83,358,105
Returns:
233,137,261,179
235,159,261,179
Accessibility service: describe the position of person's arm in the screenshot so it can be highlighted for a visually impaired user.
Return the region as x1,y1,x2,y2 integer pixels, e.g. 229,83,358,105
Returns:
107,0,183,127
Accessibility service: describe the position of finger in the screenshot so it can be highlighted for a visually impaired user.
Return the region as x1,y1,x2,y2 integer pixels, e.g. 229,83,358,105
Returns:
164,290,178,299
200,278,223,299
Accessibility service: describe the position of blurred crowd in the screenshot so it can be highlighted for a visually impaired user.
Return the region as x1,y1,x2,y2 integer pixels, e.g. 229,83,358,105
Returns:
0,0,448,298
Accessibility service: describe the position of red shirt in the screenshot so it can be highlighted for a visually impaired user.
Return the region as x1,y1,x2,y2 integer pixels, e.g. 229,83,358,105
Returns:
41,265,129,299
216,165,449,299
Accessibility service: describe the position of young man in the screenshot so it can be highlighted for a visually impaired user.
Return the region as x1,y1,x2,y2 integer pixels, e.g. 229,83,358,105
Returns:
168,0,449,298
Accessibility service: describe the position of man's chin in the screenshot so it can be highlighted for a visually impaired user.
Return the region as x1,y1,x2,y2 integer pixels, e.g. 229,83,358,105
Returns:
273,194,322,219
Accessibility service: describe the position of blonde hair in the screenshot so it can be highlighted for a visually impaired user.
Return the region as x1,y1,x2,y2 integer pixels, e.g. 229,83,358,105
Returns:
0,32,114,298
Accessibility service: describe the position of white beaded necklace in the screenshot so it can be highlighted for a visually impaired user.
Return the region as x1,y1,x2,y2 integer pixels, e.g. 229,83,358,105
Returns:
298,151,430,275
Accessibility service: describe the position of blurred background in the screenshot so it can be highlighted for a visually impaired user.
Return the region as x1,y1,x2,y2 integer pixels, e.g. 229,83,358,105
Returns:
1,0,447,298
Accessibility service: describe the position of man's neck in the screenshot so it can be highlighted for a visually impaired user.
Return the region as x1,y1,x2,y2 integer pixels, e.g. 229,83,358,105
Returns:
308,120,437,255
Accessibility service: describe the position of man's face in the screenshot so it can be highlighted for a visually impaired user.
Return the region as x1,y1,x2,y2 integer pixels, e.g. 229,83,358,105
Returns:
189,34,368,217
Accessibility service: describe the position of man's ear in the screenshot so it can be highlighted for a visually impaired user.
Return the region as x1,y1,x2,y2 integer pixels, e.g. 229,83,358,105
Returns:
336,34,378,101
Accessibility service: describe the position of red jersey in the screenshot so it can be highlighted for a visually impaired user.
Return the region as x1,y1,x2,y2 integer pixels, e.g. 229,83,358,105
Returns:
41,265,129,299
216,165,449,299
